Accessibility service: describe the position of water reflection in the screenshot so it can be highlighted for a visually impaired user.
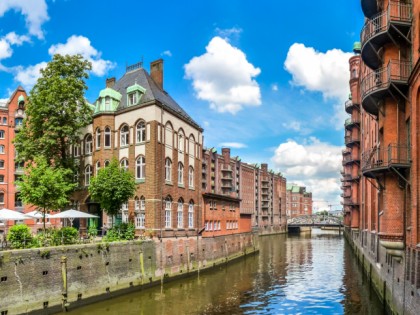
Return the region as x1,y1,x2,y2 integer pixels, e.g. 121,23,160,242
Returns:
65,229,384,315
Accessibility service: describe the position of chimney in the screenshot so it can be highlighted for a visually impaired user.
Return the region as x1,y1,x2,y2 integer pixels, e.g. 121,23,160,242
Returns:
261,163,268,172
222,148,231,163
106,77,116,88
150,59,164,90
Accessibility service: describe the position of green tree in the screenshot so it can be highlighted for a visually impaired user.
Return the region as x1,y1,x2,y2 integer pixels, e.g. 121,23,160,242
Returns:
14,54,93,172
88,159,136,222
18,157,77,231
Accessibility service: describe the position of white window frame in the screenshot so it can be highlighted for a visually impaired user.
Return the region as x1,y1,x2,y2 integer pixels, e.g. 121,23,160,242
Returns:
95,128,101,149
85,165,92,186
104,127,111,148
136,156,145,179
178,162,184,185
120,125,129,147
188,202,194,228
188,166,194,188
165,158,172,182
0,130,4,139
120,159,129,172
165,199,172,228
177,201,183,228
85,134,93,155
128,92,137,106
136,121,146,143
95,161,100,176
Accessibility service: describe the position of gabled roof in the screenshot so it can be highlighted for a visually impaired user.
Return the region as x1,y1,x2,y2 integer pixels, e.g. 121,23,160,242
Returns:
107,68,202,130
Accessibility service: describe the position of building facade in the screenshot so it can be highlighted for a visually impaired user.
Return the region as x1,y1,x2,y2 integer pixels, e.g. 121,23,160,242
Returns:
72,60,204,238
343,0,420,313
286,184,313,218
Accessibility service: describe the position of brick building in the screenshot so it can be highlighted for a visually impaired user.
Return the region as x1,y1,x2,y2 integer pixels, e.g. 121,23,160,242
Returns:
343,0,420,313
286,184,313,218
72,60,204,238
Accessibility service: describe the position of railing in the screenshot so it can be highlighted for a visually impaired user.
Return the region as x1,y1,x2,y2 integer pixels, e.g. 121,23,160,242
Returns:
345,135,360,145
221,165,232,172
345,99,354,112
361,1,412,45
341,174,352,182
361,60,411,100
342,149,351,155
361,144,410,171
345,116,360,128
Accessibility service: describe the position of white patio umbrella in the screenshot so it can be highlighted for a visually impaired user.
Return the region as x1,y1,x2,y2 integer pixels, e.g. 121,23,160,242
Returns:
25,210,51,219
0,208,30,233
49,209,99,227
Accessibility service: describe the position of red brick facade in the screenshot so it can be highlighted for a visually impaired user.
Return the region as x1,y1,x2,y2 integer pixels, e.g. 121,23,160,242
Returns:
286,184,313,218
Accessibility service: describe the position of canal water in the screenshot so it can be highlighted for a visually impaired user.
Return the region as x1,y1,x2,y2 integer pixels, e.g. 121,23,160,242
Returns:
65,229,385,315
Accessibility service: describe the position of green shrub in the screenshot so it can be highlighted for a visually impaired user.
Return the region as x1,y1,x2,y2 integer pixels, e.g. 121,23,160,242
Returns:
59,227,79,244
124,223,135,240
88,224,97,239
7,224,33,249
104,228,120,242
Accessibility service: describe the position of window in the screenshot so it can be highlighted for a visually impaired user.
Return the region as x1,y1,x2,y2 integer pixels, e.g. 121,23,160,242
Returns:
121,203,129,223
0,145,4,154
104,160,110,167
0,160,4,168
95,161,101,176
136,196,145,229
85,165,92,186
0,130,4,139
0,192,4,203
2,117,6,125
188,166,194,188
128,93,137,106
85,134,93,155
104,96,110,110
165,158,172,182
120,159,129,172
165,197,172,228
178,162,184,185
177,200,183,228
178,132,184,152
136,121,146,143
95,128,101,149
73,143,80,157
136,156,145,179
0,175,4,182
104,127,111,148
188,201,194,228
120,125,129,146
15,117,23,127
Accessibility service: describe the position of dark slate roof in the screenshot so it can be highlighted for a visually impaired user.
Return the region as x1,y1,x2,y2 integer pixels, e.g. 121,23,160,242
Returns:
112,68,202,130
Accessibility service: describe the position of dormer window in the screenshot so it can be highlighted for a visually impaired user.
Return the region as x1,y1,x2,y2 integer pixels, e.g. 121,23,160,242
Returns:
128,93,137,106
104,96,111,110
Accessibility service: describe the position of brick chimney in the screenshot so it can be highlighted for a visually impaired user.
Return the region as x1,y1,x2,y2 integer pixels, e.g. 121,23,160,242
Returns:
106,77,116,88
222,148,231,163
150,59,163,90
261,163,268,172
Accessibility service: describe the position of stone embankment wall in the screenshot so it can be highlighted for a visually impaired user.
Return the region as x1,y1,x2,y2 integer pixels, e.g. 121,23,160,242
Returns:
0,233,258,314
344,229,419,315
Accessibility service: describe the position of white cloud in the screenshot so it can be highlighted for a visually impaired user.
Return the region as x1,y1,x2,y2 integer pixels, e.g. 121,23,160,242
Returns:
271,137,342,210
282,121,301,132
219,142,247,149
0,32,30,61
14,62,47,89
0,0,49,39
284,43,352,100
161,50,172,57
185,36,261,114
215,27,242,39
48,35,115,76
271,83,278,91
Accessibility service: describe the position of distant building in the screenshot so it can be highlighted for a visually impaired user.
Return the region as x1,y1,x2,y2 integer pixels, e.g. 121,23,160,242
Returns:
286,184,313,218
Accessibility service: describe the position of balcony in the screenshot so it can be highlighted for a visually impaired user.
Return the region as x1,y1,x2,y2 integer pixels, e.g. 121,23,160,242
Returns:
341,173,360,182
344,135,360,147
221,165,232,172
361,0,378,19
341,199,360,207
361,60,411,115
361,144,410,178
221,181,233,188
345,99,358,114
361,1,412,70
344,116,360,130
342,153,360,166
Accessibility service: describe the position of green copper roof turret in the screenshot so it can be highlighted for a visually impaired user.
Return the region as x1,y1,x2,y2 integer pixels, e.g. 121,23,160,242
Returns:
353,42,361,54
99,88,122,101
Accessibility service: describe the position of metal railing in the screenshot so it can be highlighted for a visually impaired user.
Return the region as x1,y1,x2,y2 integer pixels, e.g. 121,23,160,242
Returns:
361,59,411,100
361,144,410,171
345,135,360,145
345,99,354,112
361,1,412,45
345,116,360,128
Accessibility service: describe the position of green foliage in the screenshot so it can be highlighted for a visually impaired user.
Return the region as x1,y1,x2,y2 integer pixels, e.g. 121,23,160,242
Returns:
89,158,136,217
18,157,76,231
7,224,33,249
14,54,93,171
59,227,79,245
104,223,135,242
88,224,98,239
32,227,79,247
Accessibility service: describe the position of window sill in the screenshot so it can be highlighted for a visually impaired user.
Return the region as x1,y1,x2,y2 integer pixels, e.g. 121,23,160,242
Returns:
136,179,145,184
135,142,146,146
178,184,184,188
164,228,173,231
165,181,173,186
120,145,129,149
188,187,195,191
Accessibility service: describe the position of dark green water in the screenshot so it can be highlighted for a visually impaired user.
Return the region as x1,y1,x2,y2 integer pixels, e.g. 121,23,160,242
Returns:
66,229,384,315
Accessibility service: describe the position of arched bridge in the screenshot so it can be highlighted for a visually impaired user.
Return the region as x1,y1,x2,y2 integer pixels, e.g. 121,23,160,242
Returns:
287,214,344,227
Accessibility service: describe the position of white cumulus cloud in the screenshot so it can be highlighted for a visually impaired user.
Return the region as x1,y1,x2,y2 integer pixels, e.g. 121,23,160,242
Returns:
185,36,261,114
284,43,352,100
48,35,115,76
14,62,48,89
271,137,342,211
161,50,172,57
0,32,30,61
0,0,49,39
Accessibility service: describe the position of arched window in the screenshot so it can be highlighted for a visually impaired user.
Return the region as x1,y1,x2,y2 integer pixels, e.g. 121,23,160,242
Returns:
135,196,146,228
85,134,93,155
104,160,110,167
85,165,92,186
188,166,194,188
165,122,173,147
95,128,101,149
120,158,129,172
165,196,172,228
136,121,146,143
120,125,129,146
95,161,101,176
73,142,80,157
104,127,111,148
136,156,145,179
188,135,195,156
0,130,4,139
178,162,184,185
188,201,194,228
0,145,5,154
177,199,183,228
178,130,184,152
165,158,172,182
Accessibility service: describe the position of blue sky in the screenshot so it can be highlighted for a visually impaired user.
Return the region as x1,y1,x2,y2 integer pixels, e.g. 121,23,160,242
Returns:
0,0,365,211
